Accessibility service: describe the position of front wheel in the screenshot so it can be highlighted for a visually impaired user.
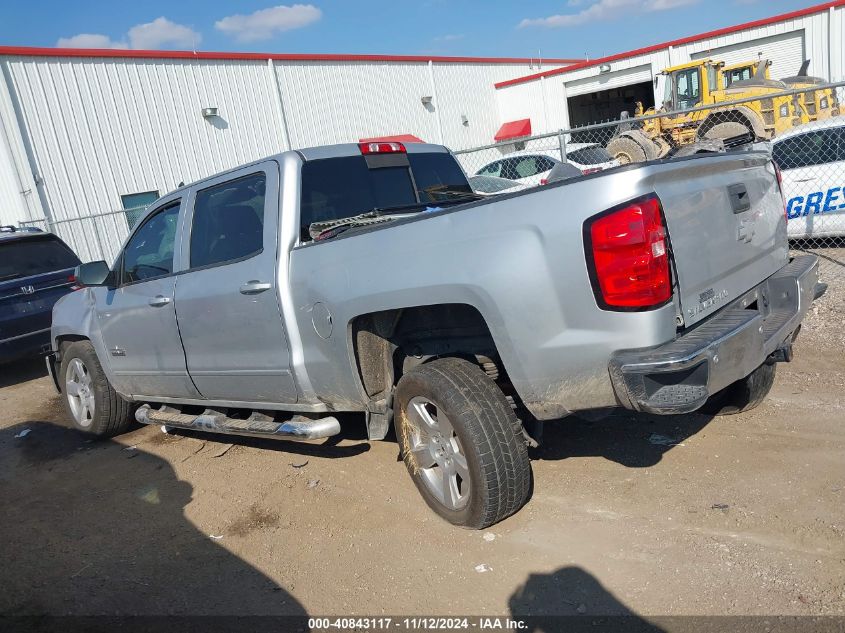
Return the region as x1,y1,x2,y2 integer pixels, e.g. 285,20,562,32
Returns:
394,357,531,529
60,340,135,437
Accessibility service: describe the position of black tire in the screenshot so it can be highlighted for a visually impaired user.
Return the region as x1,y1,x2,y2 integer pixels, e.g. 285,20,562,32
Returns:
59,340,135,437
701,121,752,141
394,357,531,529
607,136,648,165
700,362,776,416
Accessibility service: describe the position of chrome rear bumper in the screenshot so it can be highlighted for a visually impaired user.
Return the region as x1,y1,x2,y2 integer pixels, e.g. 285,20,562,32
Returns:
609,255,821,415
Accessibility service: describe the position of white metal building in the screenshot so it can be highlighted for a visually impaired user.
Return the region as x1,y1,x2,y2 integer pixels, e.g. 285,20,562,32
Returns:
3,1,845,262
495,1,845,138
0,47,578,259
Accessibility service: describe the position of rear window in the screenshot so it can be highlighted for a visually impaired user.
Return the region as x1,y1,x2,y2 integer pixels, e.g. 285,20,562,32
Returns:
0,236,80,282
568,147,613,165
300,152,471,240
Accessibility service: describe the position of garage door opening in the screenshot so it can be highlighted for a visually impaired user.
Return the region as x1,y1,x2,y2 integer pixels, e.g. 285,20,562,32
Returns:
566,81,655,142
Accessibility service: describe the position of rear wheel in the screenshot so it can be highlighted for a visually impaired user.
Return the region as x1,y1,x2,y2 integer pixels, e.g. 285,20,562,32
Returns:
700,362,776,416
394,357,531,529
60,341,135,437
607,136,648,165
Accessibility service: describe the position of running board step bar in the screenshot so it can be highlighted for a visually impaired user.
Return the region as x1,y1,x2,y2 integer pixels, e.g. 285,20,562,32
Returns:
135,405,340,441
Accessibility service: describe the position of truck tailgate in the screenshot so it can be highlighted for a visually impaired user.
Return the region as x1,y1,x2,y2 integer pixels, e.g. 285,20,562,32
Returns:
652,154,789,327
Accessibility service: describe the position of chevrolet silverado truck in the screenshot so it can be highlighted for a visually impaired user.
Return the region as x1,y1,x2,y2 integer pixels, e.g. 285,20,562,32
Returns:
49,140,823,528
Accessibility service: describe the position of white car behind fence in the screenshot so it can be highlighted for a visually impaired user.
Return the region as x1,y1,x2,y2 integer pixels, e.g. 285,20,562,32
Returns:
475,144,620,187
772,116,845,240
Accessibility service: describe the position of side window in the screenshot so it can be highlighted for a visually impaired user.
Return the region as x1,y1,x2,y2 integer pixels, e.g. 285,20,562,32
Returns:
675,68,700,109
773,136,800,170
121,202,181,285
500,158,520,180
513,156,541,179
479,161,502,177
535,156,557,172
190,173,266,269
774,130,840,170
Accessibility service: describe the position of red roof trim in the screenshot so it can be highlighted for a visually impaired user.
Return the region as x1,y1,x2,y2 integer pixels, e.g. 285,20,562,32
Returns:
359,134,424,143
495,0,845,89
0,45,583,65
494,118,532,141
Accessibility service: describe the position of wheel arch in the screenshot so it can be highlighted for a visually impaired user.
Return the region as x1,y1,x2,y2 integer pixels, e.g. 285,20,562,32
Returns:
698,106,767,140
348,303,516,440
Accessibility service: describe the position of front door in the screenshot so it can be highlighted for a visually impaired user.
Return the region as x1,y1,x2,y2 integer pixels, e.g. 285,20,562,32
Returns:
175,163,298,404
96,198,201,399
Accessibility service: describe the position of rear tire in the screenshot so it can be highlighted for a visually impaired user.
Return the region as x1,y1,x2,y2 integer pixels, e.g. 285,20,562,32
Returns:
700,362,776,416
394,357,531,529
701,121,752,141
60,340,135,437
607,136,648,165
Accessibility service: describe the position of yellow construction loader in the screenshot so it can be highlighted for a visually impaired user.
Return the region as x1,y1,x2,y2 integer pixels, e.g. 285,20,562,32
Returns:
722,59,839,121
607,59,811,164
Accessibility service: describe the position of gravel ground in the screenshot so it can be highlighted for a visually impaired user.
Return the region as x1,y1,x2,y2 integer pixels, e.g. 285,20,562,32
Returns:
0,255,843,624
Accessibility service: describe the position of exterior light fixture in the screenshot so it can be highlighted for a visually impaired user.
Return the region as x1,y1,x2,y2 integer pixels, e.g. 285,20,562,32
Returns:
421,96,433,106
201,107,218,118
599,64,611,74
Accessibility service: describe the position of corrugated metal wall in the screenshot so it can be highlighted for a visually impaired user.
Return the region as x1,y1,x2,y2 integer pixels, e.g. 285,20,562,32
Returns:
0,53,538,259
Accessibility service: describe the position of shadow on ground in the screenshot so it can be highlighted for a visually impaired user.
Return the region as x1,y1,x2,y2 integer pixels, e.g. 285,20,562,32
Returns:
509,566,666,632
530,409,714,468
0,357,47,389
0,418,308,621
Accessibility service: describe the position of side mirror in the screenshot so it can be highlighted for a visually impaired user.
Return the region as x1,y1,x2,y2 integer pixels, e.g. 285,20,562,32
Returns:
75,261,111,287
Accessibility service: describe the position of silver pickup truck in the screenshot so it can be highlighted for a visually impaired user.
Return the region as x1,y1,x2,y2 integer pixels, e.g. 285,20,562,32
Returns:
49,140,822,528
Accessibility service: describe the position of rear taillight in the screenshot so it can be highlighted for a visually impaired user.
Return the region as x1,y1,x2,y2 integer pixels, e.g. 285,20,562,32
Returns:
582,167,602,175
585,195,671,310
68,274,82,291
359,141,406,155
539,178,548,185
773,161,787,219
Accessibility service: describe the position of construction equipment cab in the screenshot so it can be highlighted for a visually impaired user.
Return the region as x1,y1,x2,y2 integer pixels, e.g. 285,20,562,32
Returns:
723,59,840,122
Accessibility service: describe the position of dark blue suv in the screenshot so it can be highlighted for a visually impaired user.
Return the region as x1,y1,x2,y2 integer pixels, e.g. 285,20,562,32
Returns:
0,227,80,363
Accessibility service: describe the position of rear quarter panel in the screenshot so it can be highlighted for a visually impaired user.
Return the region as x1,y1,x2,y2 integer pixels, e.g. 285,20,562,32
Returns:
288,164,685,419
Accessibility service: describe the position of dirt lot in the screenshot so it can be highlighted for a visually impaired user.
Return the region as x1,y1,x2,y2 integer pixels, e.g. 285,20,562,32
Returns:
1,266,843,623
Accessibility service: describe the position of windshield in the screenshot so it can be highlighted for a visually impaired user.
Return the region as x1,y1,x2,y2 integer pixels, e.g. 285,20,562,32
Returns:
0,236,80,281
674,68,701,110
300,152,473,241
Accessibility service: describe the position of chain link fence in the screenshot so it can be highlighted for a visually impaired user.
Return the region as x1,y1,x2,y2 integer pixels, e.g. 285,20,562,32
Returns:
455,81,845,286
17,81,845,289
21,205,147,264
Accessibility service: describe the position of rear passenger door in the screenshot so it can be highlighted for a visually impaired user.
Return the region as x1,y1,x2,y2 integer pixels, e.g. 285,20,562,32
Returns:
175,163,298,404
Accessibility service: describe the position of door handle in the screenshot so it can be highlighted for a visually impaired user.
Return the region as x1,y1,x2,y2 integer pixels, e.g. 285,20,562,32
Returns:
148,295,172,307
240,280,272,295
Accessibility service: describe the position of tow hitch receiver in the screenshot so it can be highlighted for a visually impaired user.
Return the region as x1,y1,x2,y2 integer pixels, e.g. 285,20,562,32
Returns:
767,342,794,364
